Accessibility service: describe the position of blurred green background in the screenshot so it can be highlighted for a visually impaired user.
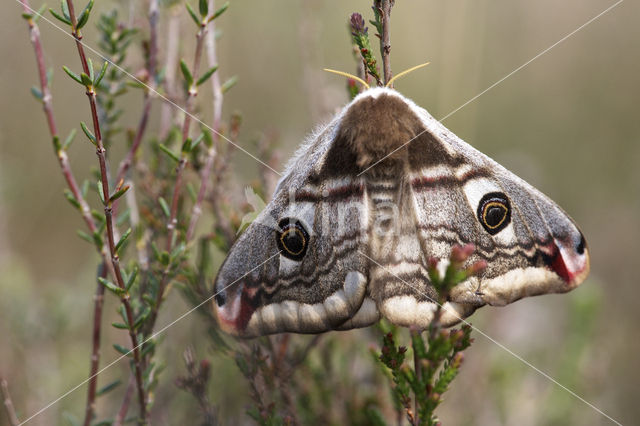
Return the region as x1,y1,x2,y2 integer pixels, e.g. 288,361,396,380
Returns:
1,0,639,424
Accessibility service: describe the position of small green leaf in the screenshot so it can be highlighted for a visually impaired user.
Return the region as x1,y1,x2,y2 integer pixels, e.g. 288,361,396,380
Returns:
81,180,90,198
238,187,267,233
96,379,121,397
76,230,94,244
186,182,197,203
133,306,151,329
76,0,94,30
64,189,81,210
160,251,170,266
109,185,130,203
179,59,193,86
98,277,124,296
141,339,156,357
62,65,83,84
34,4,47,23
80,121,96,145
190,133,205,152
220,75,238,94
196,65,218,86
151,242,161,263
22,12,33,20
49,8,71,25
62,128,77,151
115,227,132,253
80,72,92,87
111,322,128,330
113,344,131,355
181,138,192,153
30,86,43,101
87,58,95,82
199,0,208,18
207,1,229,22
142,293,155,307
46,67,54,85
92,231,103,248
96,180,105,204
158,197,170,218
125,266,138,291
170,243,186,261
94,61,108,86
363,406,387,426
158,144,180,162
202,129,213,147
53,136,61,152
60,0,70,20
126,80,147,89
185,3,200,26
91,209,103,223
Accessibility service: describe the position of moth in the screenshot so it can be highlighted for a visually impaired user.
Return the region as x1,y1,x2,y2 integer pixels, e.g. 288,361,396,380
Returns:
214,87,590,337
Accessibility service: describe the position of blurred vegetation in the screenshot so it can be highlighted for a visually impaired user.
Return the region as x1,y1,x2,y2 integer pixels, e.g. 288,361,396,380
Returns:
1,0,639,425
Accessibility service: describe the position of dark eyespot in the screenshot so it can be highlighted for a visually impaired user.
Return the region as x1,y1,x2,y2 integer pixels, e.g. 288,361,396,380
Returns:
576,234,586,255
477,192,511,235
276,218,309,261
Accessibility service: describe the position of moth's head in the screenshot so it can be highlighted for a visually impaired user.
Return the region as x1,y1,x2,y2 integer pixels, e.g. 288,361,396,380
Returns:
335,87,427,173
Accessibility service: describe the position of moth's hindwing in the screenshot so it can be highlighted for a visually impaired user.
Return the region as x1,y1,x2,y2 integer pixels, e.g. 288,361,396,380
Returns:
214,88,590,337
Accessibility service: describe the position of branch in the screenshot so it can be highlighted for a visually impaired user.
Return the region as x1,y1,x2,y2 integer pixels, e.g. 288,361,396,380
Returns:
82,264,107,426
175,348,217,424
208,116,241,249
113,375,135,426
159,9,181,140
19,4,122,422
186,0,222,242
411,328,421,426
64,0,146,420
146,2,217,338
19,0,100,246
1,378,19,426
113,0,159,202
376,0,394,86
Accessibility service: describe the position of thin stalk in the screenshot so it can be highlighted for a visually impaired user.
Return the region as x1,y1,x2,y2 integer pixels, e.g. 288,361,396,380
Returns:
159,9,180,140
113,0,159,214
19,3,119,422
113,375,135,426
167,23,207,248
378,0,394,86
82,264,107,426
64,0,146,421
208,118,240,248
19,0,99,242
146,16,211,335
411,329,421,426
1,378,19,426
186,0,222,242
